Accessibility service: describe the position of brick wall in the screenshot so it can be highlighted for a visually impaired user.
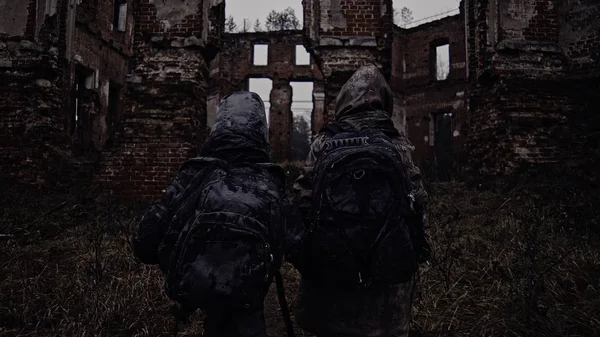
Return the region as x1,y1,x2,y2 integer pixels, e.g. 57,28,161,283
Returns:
135,0,204,38
2,0,598,191
317,0,391,37
558,0,600,77
391,14,468,177
0,38,72,184
466,0,600,175
1,0,221,201
94,0,221,202
501,0,559,42
1,1,75,185
93,52,207,201
216,31,319,93
468,78,596,174
67,0,134,149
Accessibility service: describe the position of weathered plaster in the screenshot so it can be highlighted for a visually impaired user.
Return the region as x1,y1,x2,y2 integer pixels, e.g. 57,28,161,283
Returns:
0,0,29,37
155,0,200,26
319,0,347,32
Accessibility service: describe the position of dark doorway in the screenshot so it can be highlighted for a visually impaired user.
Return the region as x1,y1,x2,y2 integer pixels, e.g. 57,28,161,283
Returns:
434,111,453,180
106,82,121,147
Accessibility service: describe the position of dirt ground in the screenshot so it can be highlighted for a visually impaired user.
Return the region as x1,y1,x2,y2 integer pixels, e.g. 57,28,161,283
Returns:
1,166,599,336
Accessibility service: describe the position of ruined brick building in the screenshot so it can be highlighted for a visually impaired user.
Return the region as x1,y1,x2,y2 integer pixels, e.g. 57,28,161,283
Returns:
1,0,598,201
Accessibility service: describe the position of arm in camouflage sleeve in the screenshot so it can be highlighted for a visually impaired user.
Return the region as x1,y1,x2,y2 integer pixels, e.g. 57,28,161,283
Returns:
292,134,327,214
393,136,429,210
393,136,431,263
131,161,205,265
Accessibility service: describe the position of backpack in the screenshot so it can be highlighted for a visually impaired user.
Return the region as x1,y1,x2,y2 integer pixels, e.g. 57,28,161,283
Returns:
161,158,286,313
301,123,420,288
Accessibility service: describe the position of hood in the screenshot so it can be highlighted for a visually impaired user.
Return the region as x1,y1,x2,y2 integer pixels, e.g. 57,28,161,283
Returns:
199,91,270,163
334,64,394,120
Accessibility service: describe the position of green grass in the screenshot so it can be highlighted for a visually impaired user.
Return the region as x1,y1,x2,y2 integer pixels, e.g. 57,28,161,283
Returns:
1,165,599,337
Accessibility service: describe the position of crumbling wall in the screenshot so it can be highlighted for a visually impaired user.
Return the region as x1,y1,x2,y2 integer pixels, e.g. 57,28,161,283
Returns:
0,0,84,185
214,31,323,162
95,0,222,201
391,14,468,174
67,0,134,150
0,37,69,184
466,0,600,175
315,0,390,37
559,0,600,77
0,0,138,186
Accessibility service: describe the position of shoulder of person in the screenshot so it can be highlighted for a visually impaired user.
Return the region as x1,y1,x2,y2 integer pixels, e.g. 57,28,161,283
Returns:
391,134,416,153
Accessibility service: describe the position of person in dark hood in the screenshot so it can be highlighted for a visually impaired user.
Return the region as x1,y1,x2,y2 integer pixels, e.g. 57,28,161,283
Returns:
132,92,288,337
288,64,430,337
199,91,270,163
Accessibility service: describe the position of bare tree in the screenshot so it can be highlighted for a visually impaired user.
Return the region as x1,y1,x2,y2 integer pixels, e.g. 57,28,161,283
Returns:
253,19,263,32
265,7,300,31
225,15,237,33
401,7,414,27
394,6,413,28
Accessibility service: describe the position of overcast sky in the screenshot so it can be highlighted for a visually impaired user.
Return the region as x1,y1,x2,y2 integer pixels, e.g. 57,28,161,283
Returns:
226,0,462,124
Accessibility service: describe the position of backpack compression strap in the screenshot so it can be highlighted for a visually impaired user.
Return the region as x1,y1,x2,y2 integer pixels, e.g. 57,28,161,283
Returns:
275,269,296,337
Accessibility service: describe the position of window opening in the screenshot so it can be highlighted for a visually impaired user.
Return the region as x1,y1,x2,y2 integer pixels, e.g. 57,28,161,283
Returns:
113,0,127,32
435,43,450,81
290,81,314,161
295,45,310,65
253,44,269,66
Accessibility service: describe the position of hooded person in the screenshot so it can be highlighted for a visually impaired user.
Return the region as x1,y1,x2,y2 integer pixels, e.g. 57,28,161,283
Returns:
287,64,431,337
132,91,289,337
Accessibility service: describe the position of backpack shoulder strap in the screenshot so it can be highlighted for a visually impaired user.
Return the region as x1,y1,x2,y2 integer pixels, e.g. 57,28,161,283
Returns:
170,159,225,220
319,123,342,137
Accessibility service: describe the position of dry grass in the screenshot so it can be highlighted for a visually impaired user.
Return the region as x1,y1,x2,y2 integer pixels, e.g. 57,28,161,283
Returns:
1,166,599,337
414,169,600,337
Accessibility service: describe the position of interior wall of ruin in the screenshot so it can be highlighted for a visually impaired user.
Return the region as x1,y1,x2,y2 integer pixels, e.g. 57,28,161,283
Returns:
94,0,223,201
466,0,600,175
391,14,468,175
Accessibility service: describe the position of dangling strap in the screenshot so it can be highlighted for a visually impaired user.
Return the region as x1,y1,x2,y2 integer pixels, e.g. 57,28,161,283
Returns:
275,269,296,337
170,303,192,336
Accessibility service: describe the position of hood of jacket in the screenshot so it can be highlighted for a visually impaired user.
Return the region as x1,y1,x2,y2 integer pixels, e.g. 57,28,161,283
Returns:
333,64,397,132
199,91,270,163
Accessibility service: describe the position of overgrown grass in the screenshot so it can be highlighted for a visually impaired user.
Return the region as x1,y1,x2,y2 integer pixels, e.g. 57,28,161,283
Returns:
415,169,600,337
0,166,599,337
